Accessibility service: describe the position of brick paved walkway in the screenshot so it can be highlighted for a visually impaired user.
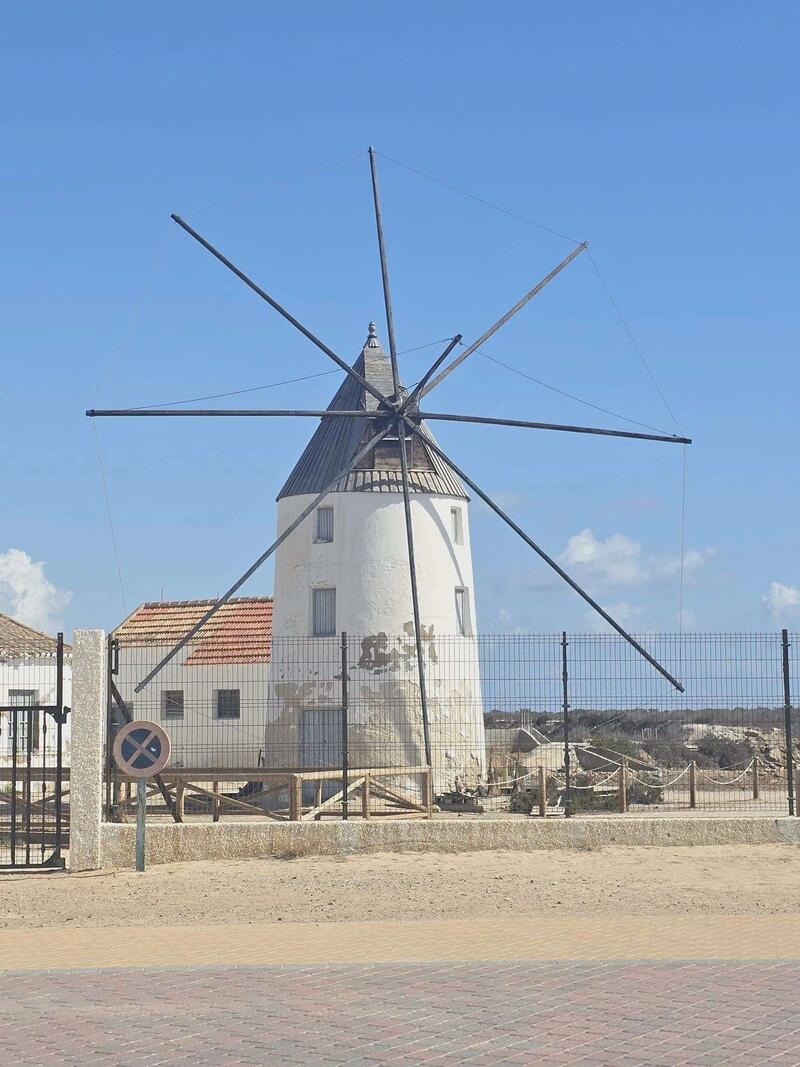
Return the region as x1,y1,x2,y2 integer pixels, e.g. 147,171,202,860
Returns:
2,960,799,1065
4,919,800,1064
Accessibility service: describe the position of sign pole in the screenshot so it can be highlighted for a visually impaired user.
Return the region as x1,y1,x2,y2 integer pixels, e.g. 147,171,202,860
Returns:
136,778,146,872
112,719,171,873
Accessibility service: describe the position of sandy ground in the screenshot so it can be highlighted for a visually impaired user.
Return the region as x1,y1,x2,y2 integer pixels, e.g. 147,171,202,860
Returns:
1,844,799,928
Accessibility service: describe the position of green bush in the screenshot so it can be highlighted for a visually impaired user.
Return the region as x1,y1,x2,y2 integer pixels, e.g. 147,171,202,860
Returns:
565,772,662,812
694,736,752,768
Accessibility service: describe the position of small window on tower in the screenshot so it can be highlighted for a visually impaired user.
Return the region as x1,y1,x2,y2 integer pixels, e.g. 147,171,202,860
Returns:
314,506,334,543
451,507,463,545
455,587,470,636
312,587,336,637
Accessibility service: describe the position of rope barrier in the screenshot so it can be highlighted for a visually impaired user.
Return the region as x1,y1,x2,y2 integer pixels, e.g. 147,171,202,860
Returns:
694,760,755,786
626,765,691,788
487,757,762,794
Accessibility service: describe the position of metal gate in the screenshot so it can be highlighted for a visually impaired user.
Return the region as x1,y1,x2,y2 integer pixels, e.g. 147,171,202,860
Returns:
0,632,69,869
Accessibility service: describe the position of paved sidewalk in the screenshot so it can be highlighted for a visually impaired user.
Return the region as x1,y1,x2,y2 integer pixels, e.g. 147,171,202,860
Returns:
2,959,799,1065
4,918,800,1064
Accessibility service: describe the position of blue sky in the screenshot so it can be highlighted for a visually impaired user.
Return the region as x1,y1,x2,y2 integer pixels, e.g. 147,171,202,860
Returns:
1,2,797,637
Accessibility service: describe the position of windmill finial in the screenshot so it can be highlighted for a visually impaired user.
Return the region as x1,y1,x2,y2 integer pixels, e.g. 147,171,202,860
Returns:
366,321,380,347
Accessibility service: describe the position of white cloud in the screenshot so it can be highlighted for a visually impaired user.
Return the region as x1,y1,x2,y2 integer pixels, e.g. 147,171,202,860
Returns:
561,529,644,584
0,548,72,634
677,608,698,629
496,607,527,635
560,528,715,588
584,600,644,633
763,581,800,620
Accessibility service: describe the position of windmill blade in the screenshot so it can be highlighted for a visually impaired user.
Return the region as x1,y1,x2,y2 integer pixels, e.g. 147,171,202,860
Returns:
419,242,587,399
395,415,432,765
416,411,692,445
171,214,392,411
399,335,462,414
87,409,374,419
133,421,394,693
368,146,401,398
400,415,685,692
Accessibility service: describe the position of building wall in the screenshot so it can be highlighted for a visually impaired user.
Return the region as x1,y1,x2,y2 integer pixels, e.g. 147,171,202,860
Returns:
113,655,268,770
0,656,72,765
268,491,486,793
272,492,478,636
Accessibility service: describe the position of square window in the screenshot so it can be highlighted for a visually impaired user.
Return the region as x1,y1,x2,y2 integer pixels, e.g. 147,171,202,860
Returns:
162,690,184,720
216,689,240,720
312,587,336,637
314,506,334,543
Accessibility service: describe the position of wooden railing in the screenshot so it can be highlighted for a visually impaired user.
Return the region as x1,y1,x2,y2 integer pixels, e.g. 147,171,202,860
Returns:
110,766,434,823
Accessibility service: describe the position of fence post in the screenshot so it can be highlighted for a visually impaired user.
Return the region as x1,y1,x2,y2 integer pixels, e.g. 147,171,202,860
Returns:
618,758,628,813
781,629,796,816
70,630,108,871
538,765,547,818
289,774,302,821
341,631,349,821
752,757,760,801
104,637,119,821
689,760,697,809
561,632,572,817
362,773,371,819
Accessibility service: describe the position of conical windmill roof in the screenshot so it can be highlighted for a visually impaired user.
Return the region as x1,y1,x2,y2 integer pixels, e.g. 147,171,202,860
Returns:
277,324,467,501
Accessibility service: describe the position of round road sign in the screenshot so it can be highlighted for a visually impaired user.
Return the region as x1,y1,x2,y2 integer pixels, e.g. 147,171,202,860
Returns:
113,719,172,778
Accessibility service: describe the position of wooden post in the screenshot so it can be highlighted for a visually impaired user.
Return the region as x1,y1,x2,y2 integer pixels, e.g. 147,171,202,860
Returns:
689,760,697,809
175,781,185,822
421,769,433,817
212,779,221,822
314,779,323,820
752,758,759,801
618,758,628,813
362,773,371,820
538,765,547,818
289,774,302,822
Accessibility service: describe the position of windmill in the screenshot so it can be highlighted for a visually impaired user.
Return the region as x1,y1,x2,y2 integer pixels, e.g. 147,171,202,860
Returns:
88,147,692,767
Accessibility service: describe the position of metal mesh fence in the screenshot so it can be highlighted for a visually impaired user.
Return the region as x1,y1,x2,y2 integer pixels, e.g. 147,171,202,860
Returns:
105,631,800,823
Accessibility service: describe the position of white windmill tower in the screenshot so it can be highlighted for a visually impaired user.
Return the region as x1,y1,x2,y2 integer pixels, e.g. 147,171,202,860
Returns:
268,320,485,793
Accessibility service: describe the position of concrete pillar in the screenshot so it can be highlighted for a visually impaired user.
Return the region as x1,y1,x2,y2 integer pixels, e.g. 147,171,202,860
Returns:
70,630,107,871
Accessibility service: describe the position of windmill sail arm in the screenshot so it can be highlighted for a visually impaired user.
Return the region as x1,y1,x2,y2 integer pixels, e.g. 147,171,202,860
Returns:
395,414,432,764
416,411,692,445
86,409,373,418
170,214,392,411
133,421,395,693
400,415,685,693
400,335,462,413
419,242,587,399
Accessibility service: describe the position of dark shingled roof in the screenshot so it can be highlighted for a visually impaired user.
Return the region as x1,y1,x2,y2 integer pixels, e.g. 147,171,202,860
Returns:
277,324,467,501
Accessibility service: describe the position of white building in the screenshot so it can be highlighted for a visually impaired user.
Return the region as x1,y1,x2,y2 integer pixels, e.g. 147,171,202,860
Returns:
0,613,71,768
113,598,272,770
268,323,486,794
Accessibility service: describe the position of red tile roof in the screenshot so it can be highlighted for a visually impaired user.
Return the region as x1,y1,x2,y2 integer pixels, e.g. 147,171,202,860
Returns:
0,612,71,657
114,597,272,665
